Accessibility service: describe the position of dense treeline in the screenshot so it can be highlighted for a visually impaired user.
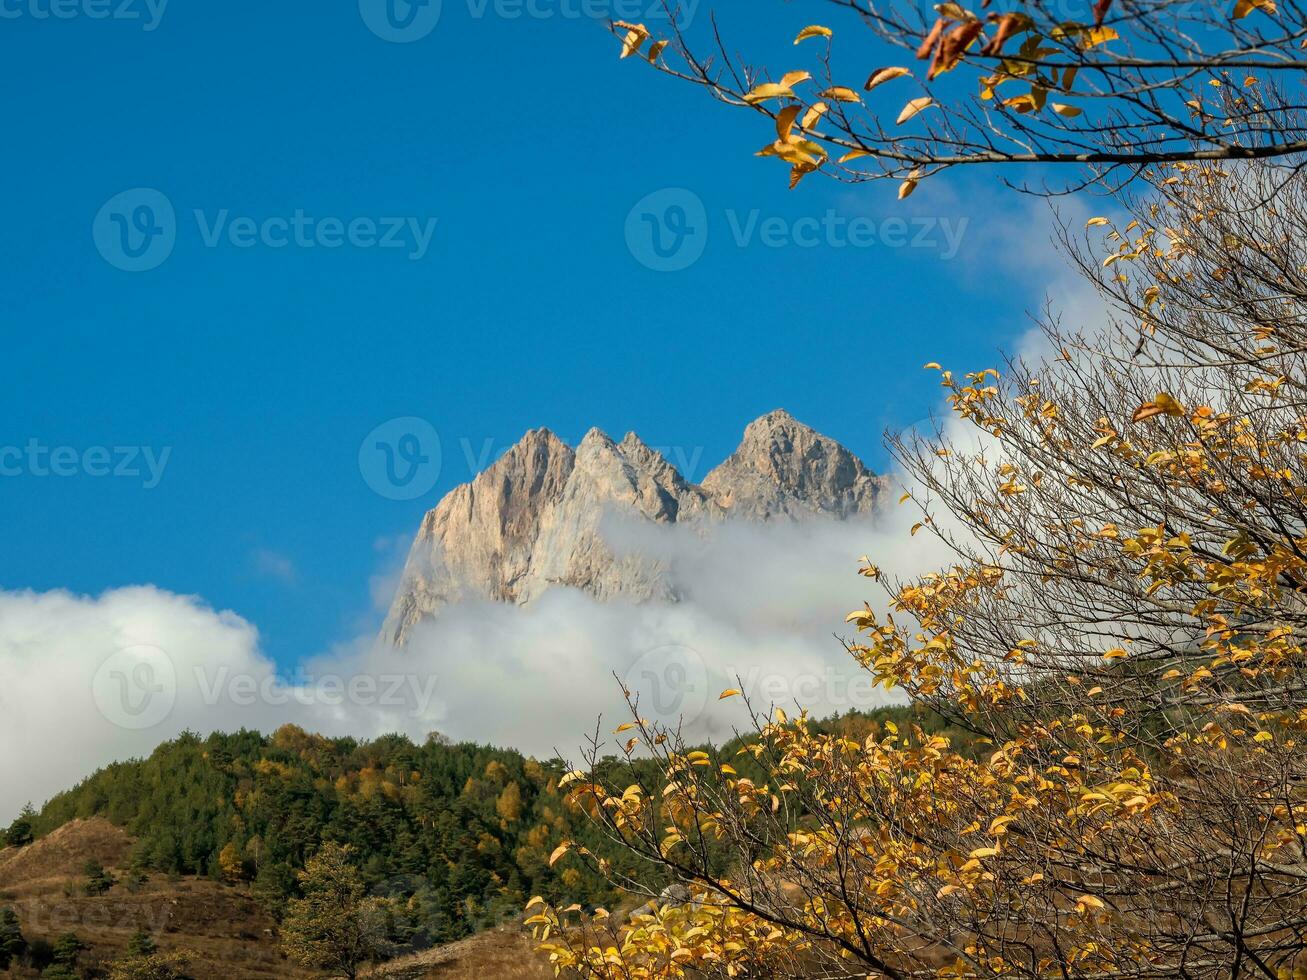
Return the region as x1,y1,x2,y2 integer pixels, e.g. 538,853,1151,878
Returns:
27,725,619,944
14,706,959,950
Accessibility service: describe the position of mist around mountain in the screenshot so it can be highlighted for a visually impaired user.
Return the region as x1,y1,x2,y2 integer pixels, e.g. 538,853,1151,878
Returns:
381,409,886,646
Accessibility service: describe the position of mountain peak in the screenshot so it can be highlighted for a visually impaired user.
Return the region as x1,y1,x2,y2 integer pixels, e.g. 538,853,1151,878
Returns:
381,413,882,644
701,411,883,520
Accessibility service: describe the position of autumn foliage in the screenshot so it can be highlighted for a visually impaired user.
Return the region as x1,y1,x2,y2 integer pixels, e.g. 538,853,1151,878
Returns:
610,0,1306,191
532,162,1307,977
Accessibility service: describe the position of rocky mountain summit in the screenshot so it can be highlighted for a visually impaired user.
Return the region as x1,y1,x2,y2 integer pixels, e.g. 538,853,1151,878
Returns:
380,410,884,645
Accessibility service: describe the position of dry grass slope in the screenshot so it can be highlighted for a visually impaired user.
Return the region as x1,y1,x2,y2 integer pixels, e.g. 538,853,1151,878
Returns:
0,819,555,979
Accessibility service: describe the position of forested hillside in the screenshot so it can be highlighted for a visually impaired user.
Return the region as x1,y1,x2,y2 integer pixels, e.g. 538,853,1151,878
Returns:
21,725,617,946
10,706,957,952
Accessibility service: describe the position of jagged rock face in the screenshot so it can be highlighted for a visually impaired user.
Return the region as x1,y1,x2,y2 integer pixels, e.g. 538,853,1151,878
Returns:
380,410,884,646
700,409,883,520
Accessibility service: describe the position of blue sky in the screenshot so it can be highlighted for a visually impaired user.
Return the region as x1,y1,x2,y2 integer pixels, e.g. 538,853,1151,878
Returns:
0,0,1060,669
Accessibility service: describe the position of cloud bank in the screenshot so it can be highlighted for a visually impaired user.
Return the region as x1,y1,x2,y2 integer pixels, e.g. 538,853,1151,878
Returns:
0,497,955,824
0,195,1116,824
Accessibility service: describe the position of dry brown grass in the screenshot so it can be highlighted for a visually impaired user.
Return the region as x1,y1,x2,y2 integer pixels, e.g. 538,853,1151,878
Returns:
368,925,556,979
0,819,311,978
0,820,558,979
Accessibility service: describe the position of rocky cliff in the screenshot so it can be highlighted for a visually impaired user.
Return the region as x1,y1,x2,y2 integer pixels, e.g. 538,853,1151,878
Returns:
380,409,883,645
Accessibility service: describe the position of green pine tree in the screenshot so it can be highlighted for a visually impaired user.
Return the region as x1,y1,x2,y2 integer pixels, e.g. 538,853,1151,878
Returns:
0,907,27,969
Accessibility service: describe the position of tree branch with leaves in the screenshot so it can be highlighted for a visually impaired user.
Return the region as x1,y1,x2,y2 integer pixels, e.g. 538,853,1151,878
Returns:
531,159,1307,978
610,0,1307,193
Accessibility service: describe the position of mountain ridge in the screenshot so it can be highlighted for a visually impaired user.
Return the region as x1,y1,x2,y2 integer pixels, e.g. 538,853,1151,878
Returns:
380,410,884,645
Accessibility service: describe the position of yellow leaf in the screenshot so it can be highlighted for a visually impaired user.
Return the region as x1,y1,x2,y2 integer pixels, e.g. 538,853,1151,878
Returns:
898,170,921,199
1051,102,1082,117
780,70,812,89
801,102,829,129
1086,216,1109,227
923,361,942,369
1131,392,1186,422
1233,0,1276,17
718,688,742,700
864,66,910,91
820,86,862,103
1082,26,1119,48
775,104,802,142
989,815,1016,835
896,97,934,124
745,82,796,103
548,843,570,867
615,22,649,59
838,148,872,163
647,39,668,62
794,24,833,43
615,722,638,733
1103,647,1129,660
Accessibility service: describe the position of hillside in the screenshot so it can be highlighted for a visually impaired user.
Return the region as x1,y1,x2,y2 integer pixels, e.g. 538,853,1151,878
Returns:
0,819,302,978
2,707,961,977
0,819,551,979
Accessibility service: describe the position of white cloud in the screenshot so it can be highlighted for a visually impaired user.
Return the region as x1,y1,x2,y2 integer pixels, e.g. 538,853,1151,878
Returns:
0,198,1114,826
0,498,955,825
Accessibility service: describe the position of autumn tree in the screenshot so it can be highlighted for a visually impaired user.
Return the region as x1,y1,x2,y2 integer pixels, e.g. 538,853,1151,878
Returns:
107,949,194,980
217,842,246,882
533,160,1307,977
497,781,525,825
280,842,390,980
610,0,1307,191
